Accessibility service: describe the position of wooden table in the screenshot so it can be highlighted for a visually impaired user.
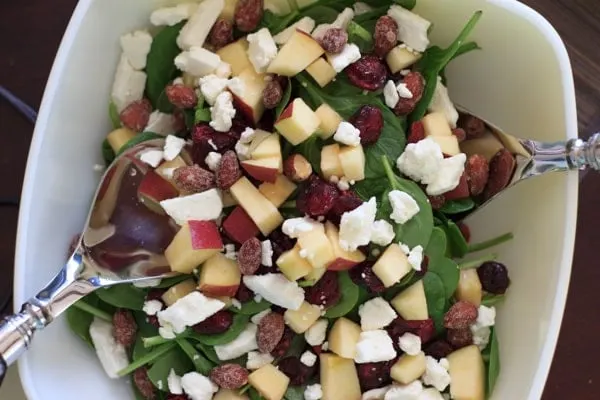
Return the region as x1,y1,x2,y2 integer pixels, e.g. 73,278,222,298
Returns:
1,1,599,398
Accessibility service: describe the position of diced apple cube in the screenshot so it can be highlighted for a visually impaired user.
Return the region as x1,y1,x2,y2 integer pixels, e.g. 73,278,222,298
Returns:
230,67,268,123
222,206,260,244
431,135,460,156
305,266,327,283
267,30,325,76
372,244,412,287
138,170,179,214
229,177,284,235
297,229,336,269
259,175,297,207
284,301,321,333
423,112,453,137
165,221,223,273
338,144,365,181
324,222,365,271
242,157,282,183
220,0,238,21
216,39,251,76
447,345,486,400
275,98,321,145
455,269,483,307
276,245,314,281
320,144,344,179
264,0,293,15
390,280,429,321
386,45,422,73
250,133,281,160
315,104,343,140
328,317,361,359
459,132,505,162
162,279,197,306
320,353,362,400
222,190,238,207
248,364,290,400
106,128,136,153
306,58,337,88
199,253,241,297
214,388,249,400
390,352,426,384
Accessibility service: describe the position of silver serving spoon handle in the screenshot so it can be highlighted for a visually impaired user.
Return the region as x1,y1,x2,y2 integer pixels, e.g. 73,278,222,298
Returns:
0,138,182,377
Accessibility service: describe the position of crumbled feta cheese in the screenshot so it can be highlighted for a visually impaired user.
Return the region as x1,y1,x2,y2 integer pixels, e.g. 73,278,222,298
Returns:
329,175,340,184
150,2,198,26
406,245,424,271
247,28,278,73
304,384,323,400
88,318,129,379
175,47,222,77
251,309,272,324
224,243,237,260
235,140,251,161
231,299,242,309
428,76,459,128
177,0,224,49
215,323,259,360
273,17,316,44
422,356,451,392
140,150,164,167
387,5,431,52
321,341,329,351
337,177,351,191
120,30,152,70
208,139,218,150
215,61,232,78
339,197,377,251
261,240,273,266
355,330,397,363
389,190,420,224
384,381,423,400
145,111,178,136
419,388,445,400
396,138,443,185
300,351,318,367
470,305,496,349
210,91,236,132
400,69,411,76
476,305,496,328
384,80,400,108
327,43,362,73
180,372,218,400
159,326,176,339
164,135,186,161
370,220,395,246
199,74,229,105
398,333,421,356
205,152,222,171
396,82,413,99
243,273,305,310
143,300,163,316
111,54,146,112
227,76,245,95
471,326,491,350
362,386,392,400
282,217,321,239
353,2,373,15
305,319,328,346
160,189,223,224
158,291,225,333
359,298,397,331
239,127,256,144
334,121,361,146
426,154,466,196
168,369,183,395
246,351,275,370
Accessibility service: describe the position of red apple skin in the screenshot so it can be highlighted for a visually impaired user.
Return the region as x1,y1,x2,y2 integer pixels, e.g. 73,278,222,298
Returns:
327,257,361,271
188,220,223,250
222,207,260,244
276,101,294,124
138,170,179,202
241,162,279,183
231,92,257,125
443,172,470,200
198,283,240,297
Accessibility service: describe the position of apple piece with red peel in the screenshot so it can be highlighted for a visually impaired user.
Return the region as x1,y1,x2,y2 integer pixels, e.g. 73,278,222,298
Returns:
315,104,343,140
267,30,325,76
241,157,282,183
306,57,337,88
229,177,284,235
297,228,335,269
216,38,251,76
165,221,223,273
106,128,136,153
338,144,366,182
138,170,179,214
229,67,268,123
162,279,197,306
222,206,260,244
324,222,365,271
320,144,344,180
198,253,241,297
276,245,314,281
275,98,321,145
443,172,469,200
250,133,281,160
258,175,297,207
247,130,273,155
372,243,412,288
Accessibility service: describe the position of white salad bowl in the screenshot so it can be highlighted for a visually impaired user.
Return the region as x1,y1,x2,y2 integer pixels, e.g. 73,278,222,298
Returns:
14,0,577,399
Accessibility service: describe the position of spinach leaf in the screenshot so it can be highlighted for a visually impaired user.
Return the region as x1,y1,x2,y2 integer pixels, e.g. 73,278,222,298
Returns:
324,272,359,318
411,11,482,122
363,0,416,9
295,135,323,175
147,346,193,391
189,314,250,345
71,297,112,322
156,90,175,114
177,338,214,375
195,107,211,123
285,385,306,400
145,23,185,109
425,227,447,262
132,336,152,361
429,258,459,300
275,78,293,120
299,5,343,23
467,232,513,254
352,177,389,201
485,328,501,397
119,342,178,376
248,388,263,400
440,41,481,84
443,221,469,259
261,10,300,34
183,109,195,131
132,310,158,361
109,101,121,129
231,299,272,315
95,284,147,310
284,334,309,358
439,198,475,215
347,21,373,53
482,294,505,307
155,274,194,288
195,342,220,364
66,302,96,347
116,132,163,157
422,273,446,332
102,139,116,165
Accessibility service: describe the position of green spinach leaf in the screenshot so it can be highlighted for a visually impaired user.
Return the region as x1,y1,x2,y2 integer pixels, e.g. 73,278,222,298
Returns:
231,299,272,315
285,385,306,400
102,139,116,165
119,342,177,376
147,346,193,391
439,198,475,215
467,232,513,254
440,41,481,84
422,272,446,332
482,294,505,307
66,302,96,347
295,135,323,175
155,274,194,288
275,78,293,120
195,107,211,123
116,132,163,156
95,284,147,311
177,338,214,375
248,388,263,400
261,10,300,34
347,21,373,53
352,177,389,201
285,334,309,358
443,221,469,259
325,272,359,318
195,342,220,364
298,5,342,23
485,328,501,397
189,314,250,345
109,101,121,129
364,0,416,9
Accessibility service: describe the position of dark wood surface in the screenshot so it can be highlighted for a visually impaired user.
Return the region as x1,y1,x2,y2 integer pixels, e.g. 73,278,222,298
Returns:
1,1,599,398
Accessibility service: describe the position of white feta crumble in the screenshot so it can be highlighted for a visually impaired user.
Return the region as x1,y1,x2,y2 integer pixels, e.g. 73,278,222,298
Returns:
388,190,420,224
239,127,256,144
353,2,373,15
362,386,392,400
261,240,273,266
246,351,275,370
243,273,305,310
158,291,225,334
150,3,197,27
215,323,259,360
140,150,164,167
333,121,361,146
406,245,424,271
304,383,323,400
175,47,222,77
215,61,232,78
327,43,362,73
159,326,177,339
398,333,421,356
120,30,153,70
396,82,413,99
321,341,329,351
384,381,423,400
143,300,163,316
227,76,245,95
157,380,164,390
428,76,459,128
476,305,496,327
384,80,400,108
180,372,218,400
210,91,236,132
204,152,222,171
160,189,223,224
396,138,443,185
359,297,397,331
400,69,411,76
177,0,224,49
246,28,278,73
305,319,328,346
254,294,263,303
251,309,272,324
145,111,178,136
231,299,242,309
370,220,395,246
282,217,321,239
420,388,445,400
88,318,129,379
422,356,451,392
470,305,496,349
471,326,491,350
168,369,183,395
224,243,237,260
199,74,229,105
339,197,378,251
300,351,318,367
235,140,251,161
111,54,146,112
164,135,186,161
273,17,316,44
425,154,466,196
387,5,431,52
355,330,397,363
208,139,218,150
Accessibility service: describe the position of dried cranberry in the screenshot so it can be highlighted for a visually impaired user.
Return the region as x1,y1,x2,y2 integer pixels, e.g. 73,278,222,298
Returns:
191,124,237,168
356,360,394,391
408,121,425,144
133,368,156,400
393,72,425,116
424,340,454,360
113,309,138,347
349,105,384,146
387,317,436,348
166,395,189,400
346,56,388,91
305,271,341,308
428,195,446,210
278,356,316,386
193,310,233,334
271,327,295,358
146,289,166,302
296,175,340,218
477,261,510,294
349,261,385,294
235,282,254,303
446,328,473,349
327,190,363,224
268,229,296,264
